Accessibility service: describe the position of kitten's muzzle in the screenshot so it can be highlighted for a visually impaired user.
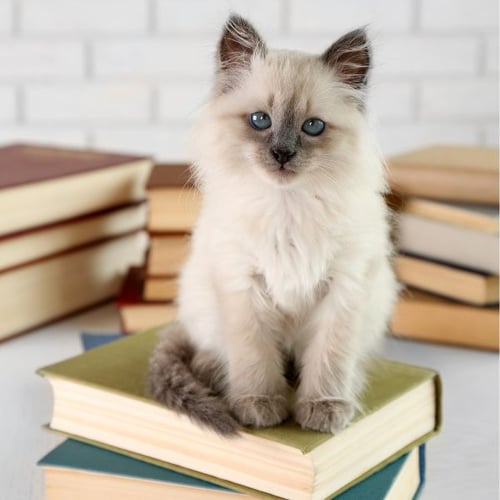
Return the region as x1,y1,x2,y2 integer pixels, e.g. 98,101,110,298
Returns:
270,147,296,166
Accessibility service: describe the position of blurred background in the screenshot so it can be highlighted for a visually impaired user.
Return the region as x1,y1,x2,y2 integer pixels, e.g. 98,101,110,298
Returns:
0,0,498,161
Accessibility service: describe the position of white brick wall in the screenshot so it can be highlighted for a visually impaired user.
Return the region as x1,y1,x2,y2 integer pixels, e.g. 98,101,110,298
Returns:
0,1,13,34
93,39,213,78
25,84,151,124
0,42,84,79
486,35,499,74
290,0,414,32
20,0,149,36
0,0,497,159
421,80,498,119
420,0,498,31
0,86,16,123
156,0,285,35
158,81,211,121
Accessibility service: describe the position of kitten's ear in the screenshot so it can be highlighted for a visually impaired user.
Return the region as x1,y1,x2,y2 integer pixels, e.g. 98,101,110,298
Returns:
217,15,266,73
321,28,370,89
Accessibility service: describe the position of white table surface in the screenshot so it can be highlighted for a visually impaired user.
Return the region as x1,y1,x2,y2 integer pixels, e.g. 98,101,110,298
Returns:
0,304,498,500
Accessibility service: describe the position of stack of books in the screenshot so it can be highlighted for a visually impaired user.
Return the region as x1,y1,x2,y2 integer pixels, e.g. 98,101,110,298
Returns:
0,144,152,342
388,145,499,350
116,164,200,332
37,328,441,499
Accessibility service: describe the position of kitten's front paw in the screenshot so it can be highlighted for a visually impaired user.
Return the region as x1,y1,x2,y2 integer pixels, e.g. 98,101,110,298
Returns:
295,399,355,433
230,395,289,428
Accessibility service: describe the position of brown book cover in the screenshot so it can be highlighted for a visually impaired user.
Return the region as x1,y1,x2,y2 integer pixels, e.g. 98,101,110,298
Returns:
388,145,499,205
395,254,499,306
146,235,191,277
391,288,499,351
0,144,149,189
146,164,193,190
143,276,178,301
0,143,152,237
398,197,498,233
116,267,177,333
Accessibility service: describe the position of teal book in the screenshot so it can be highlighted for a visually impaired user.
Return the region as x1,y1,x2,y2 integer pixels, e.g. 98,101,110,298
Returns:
39,439,426,500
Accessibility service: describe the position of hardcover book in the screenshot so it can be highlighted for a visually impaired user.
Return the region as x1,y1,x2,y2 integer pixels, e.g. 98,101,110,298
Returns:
146,234,191,277
394,254,499,306
39,439,426,500
0,202,146,273
397,212,498,274
388,145,499,205
0,232,146,341
38,328,441,499
391,288,499,351
116,267,177,332
398,197,498,233
144,276,178,301
146,164,200,233
0,144,151,235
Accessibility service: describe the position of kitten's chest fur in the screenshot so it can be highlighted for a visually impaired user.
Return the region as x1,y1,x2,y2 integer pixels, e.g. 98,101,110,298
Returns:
248,189,337,311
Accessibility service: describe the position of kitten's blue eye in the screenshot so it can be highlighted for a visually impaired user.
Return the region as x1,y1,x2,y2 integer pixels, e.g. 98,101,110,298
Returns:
302,118,325,136
249,112,272,130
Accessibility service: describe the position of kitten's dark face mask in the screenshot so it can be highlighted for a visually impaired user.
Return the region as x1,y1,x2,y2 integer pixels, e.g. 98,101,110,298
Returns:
245,106,331,182
214,15,371,185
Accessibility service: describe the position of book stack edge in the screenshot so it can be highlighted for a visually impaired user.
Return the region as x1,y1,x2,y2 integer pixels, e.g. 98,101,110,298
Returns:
388,144,499,350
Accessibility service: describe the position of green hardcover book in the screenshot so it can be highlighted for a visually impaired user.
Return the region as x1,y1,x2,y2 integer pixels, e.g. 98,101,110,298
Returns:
38,328,441,500
39,439,426,500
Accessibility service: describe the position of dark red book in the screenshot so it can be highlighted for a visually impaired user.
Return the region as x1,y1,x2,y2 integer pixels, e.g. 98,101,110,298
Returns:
0,143,152,236
146,163,193,189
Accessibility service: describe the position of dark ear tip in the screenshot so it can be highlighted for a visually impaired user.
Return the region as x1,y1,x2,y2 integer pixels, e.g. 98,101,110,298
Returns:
224,13,252,32
321,26,371,89
345,27,370,46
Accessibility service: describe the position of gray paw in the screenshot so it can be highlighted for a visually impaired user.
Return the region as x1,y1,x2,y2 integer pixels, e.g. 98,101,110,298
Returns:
295,399,355,433
230,395,289,428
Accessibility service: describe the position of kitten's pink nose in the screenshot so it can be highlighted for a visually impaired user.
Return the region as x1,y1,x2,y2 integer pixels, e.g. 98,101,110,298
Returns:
271,147,296,166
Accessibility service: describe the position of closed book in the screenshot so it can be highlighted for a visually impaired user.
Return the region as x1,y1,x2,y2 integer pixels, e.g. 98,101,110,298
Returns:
391,289,499,351
147,164,201,232
0,202,146,273
38,439,426,500
38,329,441,500
144,276,178,301
398,197,498,233
116,267,177,332
394,254,499,306
388,145,499,205
0,144,151,236
398,212,499,274
0,232,146,341
146,234,191,277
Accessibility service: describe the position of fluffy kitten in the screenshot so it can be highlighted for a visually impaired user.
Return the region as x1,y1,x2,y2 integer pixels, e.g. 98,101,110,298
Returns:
148,15,398,435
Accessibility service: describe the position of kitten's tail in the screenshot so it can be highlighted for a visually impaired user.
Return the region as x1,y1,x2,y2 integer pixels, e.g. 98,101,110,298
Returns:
147,322,240,436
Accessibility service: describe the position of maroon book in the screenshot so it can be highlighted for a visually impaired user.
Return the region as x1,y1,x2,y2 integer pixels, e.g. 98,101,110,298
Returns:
0,143,152,237
0,143,149,189
116,266,172,306
146,164,193,190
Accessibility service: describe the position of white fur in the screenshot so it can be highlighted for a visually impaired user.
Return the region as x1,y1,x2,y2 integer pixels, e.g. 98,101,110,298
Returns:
176,41,398,429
